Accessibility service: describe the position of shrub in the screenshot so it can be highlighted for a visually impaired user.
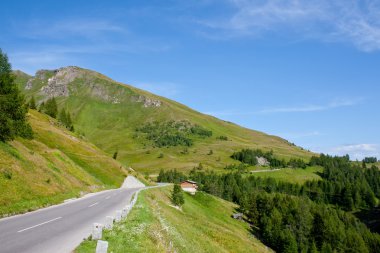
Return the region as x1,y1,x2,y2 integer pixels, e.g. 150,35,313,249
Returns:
2,169,12,179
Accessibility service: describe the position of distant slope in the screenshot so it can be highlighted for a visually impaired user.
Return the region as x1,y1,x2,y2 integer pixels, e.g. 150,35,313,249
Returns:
76,186,271,253
15,67,313,174
0,110,127,216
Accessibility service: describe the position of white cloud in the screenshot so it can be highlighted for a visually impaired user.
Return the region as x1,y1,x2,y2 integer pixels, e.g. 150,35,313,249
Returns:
198,0,380,51
329,144,379,160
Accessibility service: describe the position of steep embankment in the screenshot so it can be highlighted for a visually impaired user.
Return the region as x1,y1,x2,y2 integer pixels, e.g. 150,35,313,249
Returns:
0,110,127,216
76,186,271,253
15,67,313,174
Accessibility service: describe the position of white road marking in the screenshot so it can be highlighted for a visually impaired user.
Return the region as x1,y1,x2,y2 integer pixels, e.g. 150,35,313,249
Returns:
88,202,99,207
17,217,62,233
105,196,111,200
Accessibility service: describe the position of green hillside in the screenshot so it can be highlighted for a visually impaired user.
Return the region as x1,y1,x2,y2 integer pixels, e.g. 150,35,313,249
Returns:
76,186,272,253
0,110,128,216
15,67,313,174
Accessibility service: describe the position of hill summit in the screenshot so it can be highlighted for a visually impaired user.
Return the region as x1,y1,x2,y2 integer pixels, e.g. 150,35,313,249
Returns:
15,66,312,173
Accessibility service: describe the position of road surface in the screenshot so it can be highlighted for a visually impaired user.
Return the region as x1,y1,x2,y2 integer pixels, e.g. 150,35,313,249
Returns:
0,187,142,253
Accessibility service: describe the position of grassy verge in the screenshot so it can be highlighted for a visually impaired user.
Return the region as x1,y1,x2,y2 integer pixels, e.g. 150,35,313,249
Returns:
76,186,271,253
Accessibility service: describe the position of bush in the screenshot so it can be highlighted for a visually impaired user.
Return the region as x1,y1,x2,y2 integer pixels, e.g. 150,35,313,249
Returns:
217,135,228,141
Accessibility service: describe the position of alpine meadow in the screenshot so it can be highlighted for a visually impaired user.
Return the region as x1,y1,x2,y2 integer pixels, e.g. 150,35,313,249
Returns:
1,1,380,253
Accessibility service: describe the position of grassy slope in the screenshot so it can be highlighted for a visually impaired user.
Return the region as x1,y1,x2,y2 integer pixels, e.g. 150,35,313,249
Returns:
76,186,271,253
15,68,314,174
249,166,323,184
0,110,128,216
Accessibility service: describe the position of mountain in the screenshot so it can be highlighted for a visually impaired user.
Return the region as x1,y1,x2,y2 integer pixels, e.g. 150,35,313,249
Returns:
0,109,130,216
15,67,313,174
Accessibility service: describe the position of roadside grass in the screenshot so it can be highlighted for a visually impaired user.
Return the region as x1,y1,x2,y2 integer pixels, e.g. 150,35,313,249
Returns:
75,186,271,253
0,110,128,217
248,166,323,184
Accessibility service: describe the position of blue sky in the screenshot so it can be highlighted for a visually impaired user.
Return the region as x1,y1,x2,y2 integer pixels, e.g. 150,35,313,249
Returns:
1,0,379,160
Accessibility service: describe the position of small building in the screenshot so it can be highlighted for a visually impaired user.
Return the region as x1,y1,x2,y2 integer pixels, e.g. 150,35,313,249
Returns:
180,180,198,194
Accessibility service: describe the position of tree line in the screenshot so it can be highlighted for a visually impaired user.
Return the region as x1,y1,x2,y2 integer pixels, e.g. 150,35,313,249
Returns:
231,148,307,168
363,157,378,163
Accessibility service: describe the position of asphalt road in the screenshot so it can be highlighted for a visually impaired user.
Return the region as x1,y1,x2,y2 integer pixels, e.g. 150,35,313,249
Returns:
0,187,142,253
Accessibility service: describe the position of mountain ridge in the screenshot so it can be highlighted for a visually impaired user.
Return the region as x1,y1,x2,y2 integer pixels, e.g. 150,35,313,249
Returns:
14,66,314,173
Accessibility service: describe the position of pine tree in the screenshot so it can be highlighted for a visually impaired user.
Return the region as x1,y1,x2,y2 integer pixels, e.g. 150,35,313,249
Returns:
171,184,184,206
0,49,33,141
59,108,68,126
44,97,58,118
66,112,74,131
321,242,333,253
38,101,45,112
29,96,36,109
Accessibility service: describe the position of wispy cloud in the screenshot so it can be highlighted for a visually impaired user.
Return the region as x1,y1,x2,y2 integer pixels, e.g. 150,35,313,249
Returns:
19,19,126,39
197,0,380,51
257,98,362,114
204,97,363,116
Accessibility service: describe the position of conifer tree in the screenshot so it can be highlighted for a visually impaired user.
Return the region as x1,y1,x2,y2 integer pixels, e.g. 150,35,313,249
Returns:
29,96,36,109
59,108,68,126
0,49,33,141
38,101,45,112
66,112,74,131
44,97,58,118
171,184,184,206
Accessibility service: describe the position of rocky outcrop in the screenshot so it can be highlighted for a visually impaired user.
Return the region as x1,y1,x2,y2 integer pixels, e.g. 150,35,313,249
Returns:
41,67,82,97
25,79,33,90
132,95,161,107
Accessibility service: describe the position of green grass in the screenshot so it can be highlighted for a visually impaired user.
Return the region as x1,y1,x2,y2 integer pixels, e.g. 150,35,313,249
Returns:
15,67,314,175
75,186,271,253
0,110,131,216
249,166,323,184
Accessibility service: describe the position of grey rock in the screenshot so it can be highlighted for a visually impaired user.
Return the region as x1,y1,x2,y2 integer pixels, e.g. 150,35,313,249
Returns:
25,79,33,90
41,66,82,97
132,95,161,107
257,157,270,166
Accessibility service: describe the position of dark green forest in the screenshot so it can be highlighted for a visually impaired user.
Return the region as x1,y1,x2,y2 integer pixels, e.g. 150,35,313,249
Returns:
158,154,380,252
231,148,307,168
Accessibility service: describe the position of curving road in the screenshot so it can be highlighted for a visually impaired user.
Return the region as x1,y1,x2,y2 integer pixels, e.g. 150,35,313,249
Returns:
0,187,142,253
